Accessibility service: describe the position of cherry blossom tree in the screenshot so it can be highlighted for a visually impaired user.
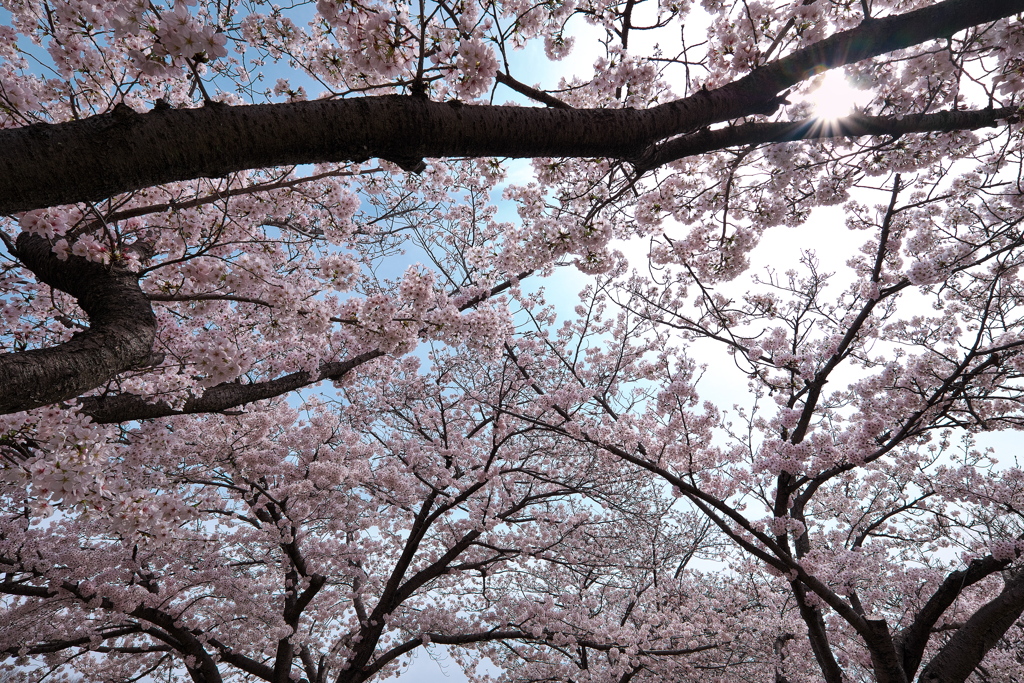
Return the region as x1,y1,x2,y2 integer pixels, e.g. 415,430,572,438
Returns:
2,0,1022,417
495,166,1024,682
3,0,1024,681
0,351,703,682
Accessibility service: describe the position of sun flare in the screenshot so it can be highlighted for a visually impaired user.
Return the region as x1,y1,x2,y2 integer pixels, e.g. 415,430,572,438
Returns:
807,70,870,120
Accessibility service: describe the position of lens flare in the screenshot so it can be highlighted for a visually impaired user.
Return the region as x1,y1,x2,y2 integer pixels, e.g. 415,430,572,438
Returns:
807,70,870,121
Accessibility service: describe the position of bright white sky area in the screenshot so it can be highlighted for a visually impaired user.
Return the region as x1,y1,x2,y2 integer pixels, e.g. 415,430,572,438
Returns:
804,69,873,120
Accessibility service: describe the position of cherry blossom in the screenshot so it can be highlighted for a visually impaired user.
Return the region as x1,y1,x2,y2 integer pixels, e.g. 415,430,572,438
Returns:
2,0,1024,681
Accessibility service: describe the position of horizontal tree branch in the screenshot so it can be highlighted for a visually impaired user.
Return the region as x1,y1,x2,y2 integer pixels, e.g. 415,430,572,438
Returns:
1,0,1019,214
77,349,385,423
76,167,374,237
634,107,1021,171
145,293,275,307
1,625,144,656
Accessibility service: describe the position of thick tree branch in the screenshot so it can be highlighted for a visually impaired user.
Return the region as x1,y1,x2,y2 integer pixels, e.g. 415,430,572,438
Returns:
130,606,224,683
895,555,1011,680
634,107,1020,171
0,234,157,415
864,618,909,683
1,0,1020,214
76,349,385,423
918,568,1024,683
792,581,845,683
199,636,274,682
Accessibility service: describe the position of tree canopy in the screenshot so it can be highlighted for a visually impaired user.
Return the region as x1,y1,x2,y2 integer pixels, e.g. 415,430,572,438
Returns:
2,0,1024,681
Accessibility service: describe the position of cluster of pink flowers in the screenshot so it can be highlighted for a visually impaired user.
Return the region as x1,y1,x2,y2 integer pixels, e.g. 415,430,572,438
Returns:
18,208,70,239
454,37,499,98
154,3,228,61
318,4,415,79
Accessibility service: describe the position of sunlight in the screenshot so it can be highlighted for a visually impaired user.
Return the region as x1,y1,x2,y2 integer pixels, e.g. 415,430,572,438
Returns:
806,69,870,120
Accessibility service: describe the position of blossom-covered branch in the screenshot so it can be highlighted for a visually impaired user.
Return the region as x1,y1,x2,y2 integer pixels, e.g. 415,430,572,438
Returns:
1,0,1021,214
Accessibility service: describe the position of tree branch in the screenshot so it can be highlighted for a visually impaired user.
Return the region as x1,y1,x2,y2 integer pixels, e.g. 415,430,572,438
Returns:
0,234,157,415
0,625,145,656
918,568,1024,683
863,618,909,683
75,272,529,423
2,0,1020,214
495,72,573,109
634,107,1020,171
792,581,845,683
76,349,384,422
895,555,1011,680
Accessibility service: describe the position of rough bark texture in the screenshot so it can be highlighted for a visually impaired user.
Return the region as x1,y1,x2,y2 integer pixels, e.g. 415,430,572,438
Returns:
1,0,1020,214
918,570,1024,683
0,234,156,415
791,581,845,683
864,618,909,683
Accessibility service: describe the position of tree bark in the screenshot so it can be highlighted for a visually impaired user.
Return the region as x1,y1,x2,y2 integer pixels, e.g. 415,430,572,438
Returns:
894,556,1010,681
917,569,1024,683
0,234,156,415
1,0,1020,214
864,618,909,683
791,581,845,683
